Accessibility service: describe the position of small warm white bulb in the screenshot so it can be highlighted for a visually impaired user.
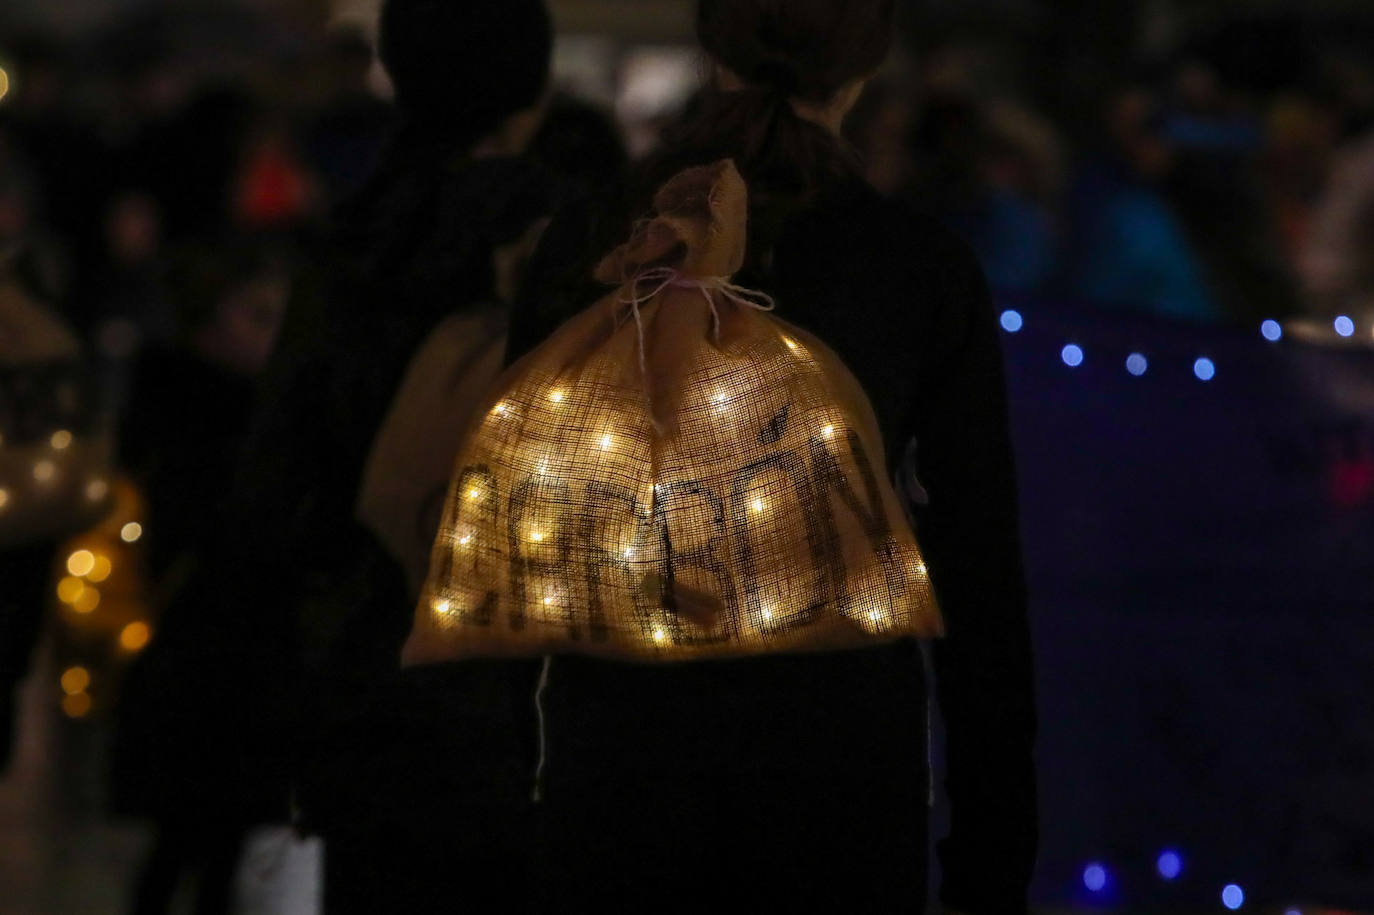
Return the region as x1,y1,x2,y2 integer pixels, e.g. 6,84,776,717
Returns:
652,628,667,644
549,390,565,404
751,498,765,513
600,434,612,450
530,530,545,542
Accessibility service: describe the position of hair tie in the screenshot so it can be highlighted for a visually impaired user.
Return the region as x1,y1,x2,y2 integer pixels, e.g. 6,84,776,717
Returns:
752,60,800,98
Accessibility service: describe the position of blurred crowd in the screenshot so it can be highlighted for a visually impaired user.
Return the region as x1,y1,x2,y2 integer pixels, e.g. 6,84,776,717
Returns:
846,29,1374,324
0,7,1370,394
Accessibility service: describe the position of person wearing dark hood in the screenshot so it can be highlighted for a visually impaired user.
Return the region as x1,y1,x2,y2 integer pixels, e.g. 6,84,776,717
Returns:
506,1,1037,912
234,1,561,912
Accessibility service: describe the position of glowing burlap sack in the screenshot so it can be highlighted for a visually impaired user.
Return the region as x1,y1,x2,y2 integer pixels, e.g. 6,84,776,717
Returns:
404,160,941,663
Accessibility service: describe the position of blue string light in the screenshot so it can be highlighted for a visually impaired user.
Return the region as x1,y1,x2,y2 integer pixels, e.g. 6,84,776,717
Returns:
1062,344,1084,367
1261,319,1282,342
1156,850,1182,880
1000,310,1024,333
1334,315,1355,337
1222,884,1245,909
1125,353,1148,376
1194,357,1216,381
1082,863,1108,892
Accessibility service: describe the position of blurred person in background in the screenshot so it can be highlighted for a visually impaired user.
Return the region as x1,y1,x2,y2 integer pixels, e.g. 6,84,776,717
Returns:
1060,83,1221,323
508,0,1036,911
1263,91,1342,269
234,0,574,910
1158,58,1301,323
0,33,106,308
301,25,394,210
902,89,1061,304
109,239,291,915
1299,54,1374,319
1299,123,1374,319
0,122,89,773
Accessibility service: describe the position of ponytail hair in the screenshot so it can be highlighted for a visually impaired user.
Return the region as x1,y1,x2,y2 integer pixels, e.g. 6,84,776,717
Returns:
643,0,897,261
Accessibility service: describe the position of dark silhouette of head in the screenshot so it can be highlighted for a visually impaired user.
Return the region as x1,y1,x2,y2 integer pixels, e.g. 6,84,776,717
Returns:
378,0,552,149
696,0,895,105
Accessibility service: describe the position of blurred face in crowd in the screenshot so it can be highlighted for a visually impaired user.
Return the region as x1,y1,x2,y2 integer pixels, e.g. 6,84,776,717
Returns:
105,194,162,266
195,268,288,376
1108,88,1173,179
0,134,34,245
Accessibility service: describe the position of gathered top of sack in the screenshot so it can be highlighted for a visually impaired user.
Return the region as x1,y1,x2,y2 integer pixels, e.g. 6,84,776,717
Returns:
404,160,942,664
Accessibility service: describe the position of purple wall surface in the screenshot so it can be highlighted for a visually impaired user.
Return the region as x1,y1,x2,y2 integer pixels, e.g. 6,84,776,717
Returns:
996,305,1374,910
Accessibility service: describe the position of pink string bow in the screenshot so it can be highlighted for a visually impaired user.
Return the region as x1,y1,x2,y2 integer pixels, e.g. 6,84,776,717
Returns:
617,266,777,377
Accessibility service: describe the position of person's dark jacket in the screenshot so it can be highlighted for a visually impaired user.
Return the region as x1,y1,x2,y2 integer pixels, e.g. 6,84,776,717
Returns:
507,169,1038,913
234,149,556,842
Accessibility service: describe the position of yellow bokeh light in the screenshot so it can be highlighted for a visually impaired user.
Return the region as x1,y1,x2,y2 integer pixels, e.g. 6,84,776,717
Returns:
119,622,151,652
50,429,73,450
67,550,96,577
62,692,92,718
60,666,90,695
56,576,85,604
87,555,113,582
0,68,9,103
73,586,101,613
86,479,108,501
0,488,9,511
33,460,56,483
120,522,143,543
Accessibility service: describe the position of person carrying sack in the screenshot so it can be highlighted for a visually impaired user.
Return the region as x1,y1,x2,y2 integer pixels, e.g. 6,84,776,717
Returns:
405,1,1039,911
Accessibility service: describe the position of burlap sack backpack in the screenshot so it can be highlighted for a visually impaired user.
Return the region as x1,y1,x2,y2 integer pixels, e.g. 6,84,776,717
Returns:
404,160,942,663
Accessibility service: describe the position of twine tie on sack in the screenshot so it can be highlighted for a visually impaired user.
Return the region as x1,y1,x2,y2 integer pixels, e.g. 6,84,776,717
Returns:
617,266,776,376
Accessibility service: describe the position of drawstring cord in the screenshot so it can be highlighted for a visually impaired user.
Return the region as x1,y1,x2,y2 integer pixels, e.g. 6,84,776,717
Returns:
616,266,776,378
531,655,553,803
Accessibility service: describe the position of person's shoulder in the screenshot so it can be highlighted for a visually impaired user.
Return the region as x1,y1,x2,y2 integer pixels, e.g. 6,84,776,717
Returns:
808,179,980,268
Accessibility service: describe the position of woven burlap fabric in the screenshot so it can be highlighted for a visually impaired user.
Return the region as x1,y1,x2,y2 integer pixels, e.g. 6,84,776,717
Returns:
404,160,942,663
